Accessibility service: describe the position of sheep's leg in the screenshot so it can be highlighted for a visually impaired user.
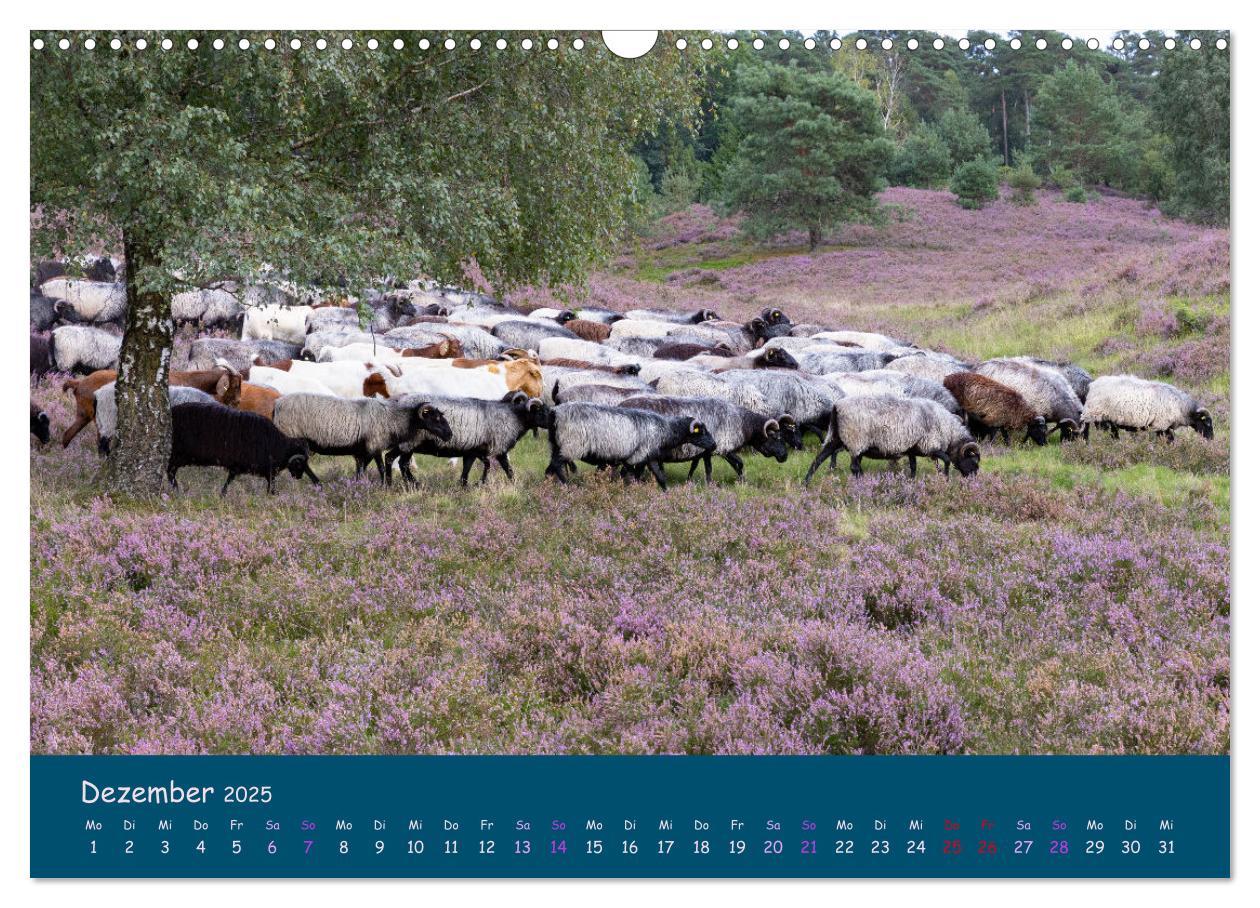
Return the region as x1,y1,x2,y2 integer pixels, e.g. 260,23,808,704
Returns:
804,439,841,485
907,454,917,478
374,452,389,485
221,471,238,497
61,414,91,448
687,458,701,479
1110,425,1120,440
479,457,493,484
849,452,864,476
394,452,417,486
1000,428,1011,445
496,454,514,481
303,463,322,485
723,452,744,480
647,461,669,490
459,456,476,487
829,450,839,471
701,454,714,483
1082,423,1091,443
167,465,180,491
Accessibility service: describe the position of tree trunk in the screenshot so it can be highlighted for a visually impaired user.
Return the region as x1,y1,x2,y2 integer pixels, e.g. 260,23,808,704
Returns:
102,229,173,496
1000,90,1009,166
1024,87,1032,140
808,226,821,253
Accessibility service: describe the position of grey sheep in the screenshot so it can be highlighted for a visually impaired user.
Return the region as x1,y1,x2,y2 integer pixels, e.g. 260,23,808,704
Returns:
668,317,771,354
390,322,504,360
718,369,843,440
1081,375,1213,441
186,338,301,372
538,336,640,368
1010,356,1093,404
624,308,720,324
546,402,716,490
492,319,577,351
619,395,789,482
976,358,1083,439
795,347,898,375
172,288,245,328
604,335,669,358
805,395,981,484
50,325,122,374
272,393,452,484
94,382,216,455
885,352,971,384
822,369,961,415
553,382,655,407
387,391,551,485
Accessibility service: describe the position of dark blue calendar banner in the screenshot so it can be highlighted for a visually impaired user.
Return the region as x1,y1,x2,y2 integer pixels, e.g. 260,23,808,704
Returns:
30,755,1229,878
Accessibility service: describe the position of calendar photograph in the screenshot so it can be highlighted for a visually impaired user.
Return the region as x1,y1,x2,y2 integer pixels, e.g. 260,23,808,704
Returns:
26,27,1231,878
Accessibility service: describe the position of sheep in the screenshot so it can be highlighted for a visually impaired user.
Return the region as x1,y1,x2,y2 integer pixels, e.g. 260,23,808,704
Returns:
810,330,910,352
39,278,127,324
706,346,799,372
823,369,961,415
304,305,362,333
94,383,217,455
1010,356,1093,404
759,307,792,329
50,325,122,374
668,317,771,354
387,391,550,486
241,303,317,344
552,382,655,407
211,368,281,421
943,372,1048,446
717,370,843,440
186,338,301,372
30,403,50,445
624,308,720,324
545,402,716,490
976,358,1083,440
83,255,118,282
30,333,53,377
619,395,789,481
574,307,623,325
1081,375,1214,442
168,400,318,495
378,359,543,401
603,335,671,358
172,288,244,328
491,319,577,351
32,260,66,286
555,311,613,342
805,395,981,484
651,370,801,450
541,358,641,376
277,360,408,399
30,290,57,331
653,341,734,360
272,393,452,483
302,328,386,360
885,352,971,384
248,365,339,398
387,323,504,360
794,347,898,375
62,365,233,448
547,369,653,401
609,319,675,341
538,336,640,368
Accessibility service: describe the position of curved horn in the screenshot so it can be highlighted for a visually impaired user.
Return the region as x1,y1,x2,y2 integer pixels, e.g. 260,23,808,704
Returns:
962,441,981,457
763,418,780,435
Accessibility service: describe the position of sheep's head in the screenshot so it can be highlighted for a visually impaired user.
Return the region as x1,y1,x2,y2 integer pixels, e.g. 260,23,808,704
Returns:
1191,408,1214,439
745,316,770,341
712,342,735,357
524,397,550,430
949,440,982,476
615,363,642,376
285,451,309,479
754,418,789,463
1026,416,1048,447
778,414,803,450
694,308,721,323
1054,418,1081,443
31,410,50,445
760,307,791,327
758,347,799,370
416,403,453,441
688,419,717,453
555,310,578,325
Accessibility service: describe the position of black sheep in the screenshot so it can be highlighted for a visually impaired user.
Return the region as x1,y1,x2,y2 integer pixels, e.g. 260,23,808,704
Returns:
167,401,319,496
30,291,57,331
30,333,52,377
30,403,50,444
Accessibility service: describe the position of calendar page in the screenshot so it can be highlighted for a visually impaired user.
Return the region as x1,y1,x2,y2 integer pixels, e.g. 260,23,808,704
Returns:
27,26,1230,880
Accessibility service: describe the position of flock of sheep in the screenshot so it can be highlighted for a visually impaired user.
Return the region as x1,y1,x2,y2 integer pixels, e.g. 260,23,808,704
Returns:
29,257,1217,495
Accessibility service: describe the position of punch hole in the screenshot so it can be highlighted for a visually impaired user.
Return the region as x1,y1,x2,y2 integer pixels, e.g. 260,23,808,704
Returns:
602,31,658,59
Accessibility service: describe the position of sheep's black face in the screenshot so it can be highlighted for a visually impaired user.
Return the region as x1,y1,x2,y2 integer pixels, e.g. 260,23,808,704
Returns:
778,416,803,450
761,347,799,370
395,299,418,319
286,453,309,479
556,310,577,325
524,400,550,431
1056,419,1081,443
760,307,790,327
952,442,981,476
31,411,50,445
696,309,720,323
1026,417,1048,447
745,317,770,341
1191,409,1214,439
418,405,453,441
618,363,642,376
756,421,789,462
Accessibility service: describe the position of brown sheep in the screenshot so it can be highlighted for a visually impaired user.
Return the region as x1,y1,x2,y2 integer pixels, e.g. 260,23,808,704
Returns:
62,366,231,446
400,338,463,359
556,311,612,342
944,372,1048,446
213,370,282,421
653,341,734,361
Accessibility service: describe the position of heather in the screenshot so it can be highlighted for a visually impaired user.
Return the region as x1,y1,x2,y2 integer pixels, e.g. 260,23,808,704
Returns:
31,189,1229,756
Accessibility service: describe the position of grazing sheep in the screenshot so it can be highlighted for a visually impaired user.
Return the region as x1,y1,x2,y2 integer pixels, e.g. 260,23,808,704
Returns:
388,391,550,485
168,400,318,495
545,402,716,490
186,337,299,372
619,395,789,481
95,383,217,455
976,358,1082,439
30,403,50,445
943,372,1048,446
653,341,735,361
885,352,971,384
822,369,961,415
1010,356,1093,404
717,370,843,439
172,288,245,328
794,347,898,375
552,382,656,407
805,396,981,484
1081,375,1214,441
669,317,771,354
30,291,57,331
50,325,122,374
491,319,577,351
30,333,53,377
624,308,719,324
40,278,127,324
272,394,452,483
555,311,613,342
541,358,641,377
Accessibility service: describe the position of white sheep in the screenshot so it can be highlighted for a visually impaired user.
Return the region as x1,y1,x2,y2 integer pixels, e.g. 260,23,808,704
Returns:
50,325,122,373
1081,375,1214,441
40,278,126,323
